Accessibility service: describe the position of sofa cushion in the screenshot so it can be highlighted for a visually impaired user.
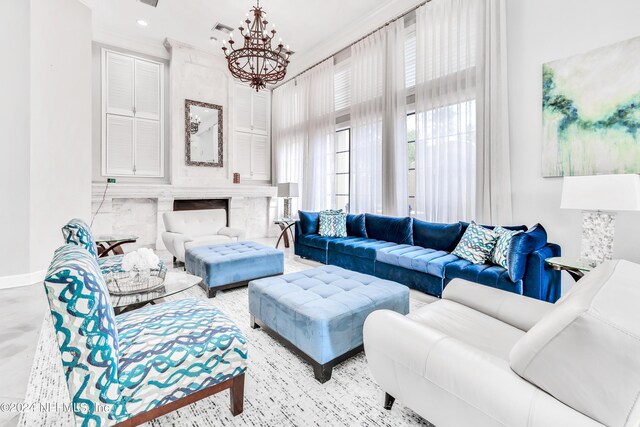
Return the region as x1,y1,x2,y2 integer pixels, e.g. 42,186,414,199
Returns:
510,260,640,427
507,223,548,283
298,234,340,250
445,259,522,293
452,222,499,264
298,211,319,235
364,214,413,245
346,213,368,238
376,245,457,278
412,219,462,251
329,237,397,260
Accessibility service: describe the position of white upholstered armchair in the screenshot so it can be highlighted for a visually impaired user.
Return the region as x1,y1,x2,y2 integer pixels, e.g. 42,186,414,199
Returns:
162,209,246,262
364,260,640,427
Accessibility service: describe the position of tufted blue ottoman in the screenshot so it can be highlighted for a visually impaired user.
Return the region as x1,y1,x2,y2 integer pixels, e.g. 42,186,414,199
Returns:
248,265,409,382
186,241,284,298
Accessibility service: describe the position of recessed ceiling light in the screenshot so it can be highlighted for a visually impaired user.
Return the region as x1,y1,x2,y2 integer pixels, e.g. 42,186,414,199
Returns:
137,19,148,27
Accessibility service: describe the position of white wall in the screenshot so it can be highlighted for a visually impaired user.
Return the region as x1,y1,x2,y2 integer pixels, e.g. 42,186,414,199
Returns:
507,0,640,263
0,0,31,277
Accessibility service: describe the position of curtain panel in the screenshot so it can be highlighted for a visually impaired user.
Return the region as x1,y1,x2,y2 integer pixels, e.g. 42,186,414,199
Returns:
272,58,336,212
414,0,511,224
350,20,408,216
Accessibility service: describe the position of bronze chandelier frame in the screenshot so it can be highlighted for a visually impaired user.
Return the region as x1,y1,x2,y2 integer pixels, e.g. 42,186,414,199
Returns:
222,0,292,91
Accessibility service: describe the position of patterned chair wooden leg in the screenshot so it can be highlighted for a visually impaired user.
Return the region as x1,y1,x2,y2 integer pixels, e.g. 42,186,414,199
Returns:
230,373,245,416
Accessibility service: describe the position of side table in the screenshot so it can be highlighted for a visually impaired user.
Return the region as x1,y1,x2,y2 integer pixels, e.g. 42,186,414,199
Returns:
545,257,593,281
274,220,296,249
95,234,139,257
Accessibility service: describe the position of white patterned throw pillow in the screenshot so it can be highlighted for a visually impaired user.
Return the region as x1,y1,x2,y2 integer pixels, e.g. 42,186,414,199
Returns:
318,210,347,238
452,222,499,264
490,226,523,269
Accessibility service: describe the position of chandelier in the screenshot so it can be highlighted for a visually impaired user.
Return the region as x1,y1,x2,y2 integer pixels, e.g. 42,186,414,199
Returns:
221,0,293,91
189,113,201,134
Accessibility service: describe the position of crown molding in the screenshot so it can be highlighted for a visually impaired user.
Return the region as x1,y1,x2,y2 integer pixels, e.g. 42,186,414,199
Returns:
93,24,170,59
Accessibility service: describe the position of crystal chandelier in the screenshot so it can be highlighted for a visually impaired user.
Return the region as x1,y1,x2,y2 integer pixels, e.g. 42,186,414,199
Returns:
222,0,293,91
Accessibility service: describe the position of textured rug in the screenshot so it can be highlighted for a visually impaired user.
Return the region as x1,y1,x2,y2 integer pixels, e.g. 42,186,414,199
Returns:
19,257,432,427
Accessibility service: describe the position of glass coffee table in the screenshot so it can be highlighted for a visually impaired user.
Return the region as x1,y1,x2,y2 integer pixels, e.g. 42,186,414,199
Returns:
545,257,593,281
110,272,202,315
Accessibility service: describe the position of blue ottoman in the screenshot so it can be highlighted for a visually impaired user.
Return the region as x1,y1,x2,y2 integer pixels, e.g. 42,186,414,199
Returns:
248,265,409,382
186,241,284,298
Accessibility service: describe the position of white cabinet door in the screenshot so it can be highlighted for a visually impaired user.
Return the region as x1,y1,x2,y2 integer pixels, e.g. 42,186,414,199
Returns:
234,84,253,132
134,118,162,176
251,133,270,180
105,52,134,117
233,131,252,178
252,90,269,135
105,115,134,175
134,59,161,120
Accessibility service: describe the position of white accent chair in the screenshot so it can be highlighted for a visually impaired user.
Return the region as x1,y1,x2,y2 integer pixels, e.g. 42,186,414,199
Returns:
364,260,640,427
162,209,246,263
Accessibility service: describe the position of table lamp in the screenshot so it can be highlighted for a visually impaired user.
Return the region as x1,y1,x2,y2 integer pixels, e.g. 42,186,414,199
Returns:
560,174,640,266
278,182,299,220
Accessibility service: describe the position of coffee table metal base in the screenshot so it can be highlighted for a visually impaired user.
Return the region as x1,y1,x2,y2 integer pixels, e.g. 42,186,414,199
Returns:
250,314,364,383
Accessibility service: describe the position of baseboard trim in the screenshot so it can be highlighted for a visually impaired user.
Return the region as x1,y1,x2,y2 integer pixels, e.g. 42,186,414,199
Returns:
0,270,46,289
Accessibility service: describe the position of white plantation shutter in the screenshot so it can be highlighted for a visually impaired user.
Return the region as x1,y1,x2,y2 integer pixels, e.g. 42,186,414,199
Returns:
106,115,134,175
102,49,164,177
235,84,253,131
334,65,351,112
233,131,252,177
251,134,270,179
106,52,134,116
134,59,161,120
405,33,417,89
252,91,269,134
134,119,161,176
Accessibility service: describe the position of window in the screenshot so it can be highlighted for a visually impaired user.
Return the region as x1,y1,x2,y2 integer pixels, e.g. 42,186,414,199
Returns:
407,113,416,216
335,128,350,212
334,63,351,114
102,49,164,177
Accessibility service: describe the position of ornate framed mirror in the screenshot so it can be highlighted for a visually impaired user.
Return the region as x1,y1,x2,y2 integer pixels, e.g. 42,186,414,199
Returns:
185,99,223,167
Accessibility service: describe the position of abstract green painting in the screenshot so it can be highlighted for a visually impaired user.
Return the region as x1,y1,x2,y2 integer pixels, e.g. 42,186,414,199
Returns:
542,35,640,177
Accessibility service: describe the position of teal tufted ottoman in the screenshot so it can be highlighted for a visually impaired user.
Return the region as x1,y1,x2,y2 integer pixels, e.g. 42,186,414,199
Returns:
186,241,284,298
248,265,409,382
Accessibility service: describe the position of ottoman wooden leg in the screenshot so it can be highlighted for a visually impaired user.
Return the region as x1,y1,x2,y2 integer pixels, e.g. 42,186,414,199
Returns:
230,373,245,416
313,362,333,383
384,393,396,410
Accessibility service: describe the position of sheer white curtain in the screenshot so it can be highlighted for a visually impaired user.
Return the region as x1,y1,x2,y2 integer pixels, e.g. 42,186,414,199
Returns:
414,0,511,224
272,58,335,211
350,20,407,215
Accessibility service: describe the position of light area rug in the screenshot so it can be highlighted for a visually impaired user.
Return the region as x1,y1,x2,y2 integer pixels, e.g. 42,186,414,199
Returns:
18,256,432,427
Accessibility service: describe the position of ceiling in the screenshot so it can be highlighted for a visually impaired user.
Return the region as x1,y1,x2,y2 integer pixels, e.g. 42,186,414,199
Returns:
85,0,400,71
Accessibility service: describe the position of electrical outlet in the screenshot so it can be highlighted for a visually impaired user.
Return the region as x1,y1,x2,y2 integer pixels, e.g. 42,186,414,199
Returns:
107,178,116,183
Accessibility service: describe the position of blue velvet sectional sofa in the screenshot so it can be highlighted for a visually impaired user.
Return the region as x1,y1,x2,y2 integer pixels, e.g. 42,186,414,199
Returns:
294,212,562,302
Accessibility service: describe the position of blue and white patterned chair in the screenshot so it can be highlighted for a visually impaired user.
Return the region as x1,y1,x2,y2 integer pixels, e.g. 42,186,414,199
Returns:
43,244,248,426
61,218,164,281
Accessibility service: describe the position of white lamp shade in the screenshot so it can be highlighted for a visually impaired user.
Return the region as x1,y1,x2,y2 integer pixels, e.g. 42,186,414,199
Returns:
561,174,640,211
277,182,299,198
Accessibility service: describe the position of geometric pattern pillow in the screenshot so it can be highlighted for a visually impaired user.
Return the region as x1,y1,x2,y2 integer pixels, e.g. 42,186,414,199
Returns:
490,226,522,269
452,222,499,264
318,210,347,238
62,218,99,261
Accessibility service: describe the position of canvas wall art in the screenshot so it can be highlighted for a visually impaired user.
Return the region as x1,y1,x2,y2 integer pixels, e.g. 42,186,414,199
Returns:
542,35,640,177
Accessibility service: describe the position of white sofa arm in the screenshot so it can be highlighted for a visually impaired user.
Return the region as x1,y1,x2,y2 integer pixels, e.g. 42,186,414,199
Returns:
442,279,554,332
218,227,246,241
161,231,194,262
363,310,600,427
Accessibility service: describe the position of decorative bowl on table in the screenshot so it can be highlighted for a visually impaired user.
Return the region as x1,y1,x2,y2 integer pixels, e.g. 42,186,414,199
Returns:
105,248,167,296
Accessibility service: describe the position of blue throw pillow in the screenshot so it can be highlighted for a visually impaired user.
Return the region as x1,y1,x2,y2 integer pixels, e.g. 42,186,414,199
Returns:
413,219,462,251
452,222,499,264
490,226,523,269
364,214,413,245
298,211,319,235
346,214,368,238
454,222,528,249
319,210,347,237
507,223,548,282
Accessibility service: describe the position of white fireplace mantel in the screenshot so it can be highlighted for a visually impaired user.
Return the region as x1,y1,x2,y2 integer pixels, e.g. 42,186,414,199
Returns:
91,182,277,200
